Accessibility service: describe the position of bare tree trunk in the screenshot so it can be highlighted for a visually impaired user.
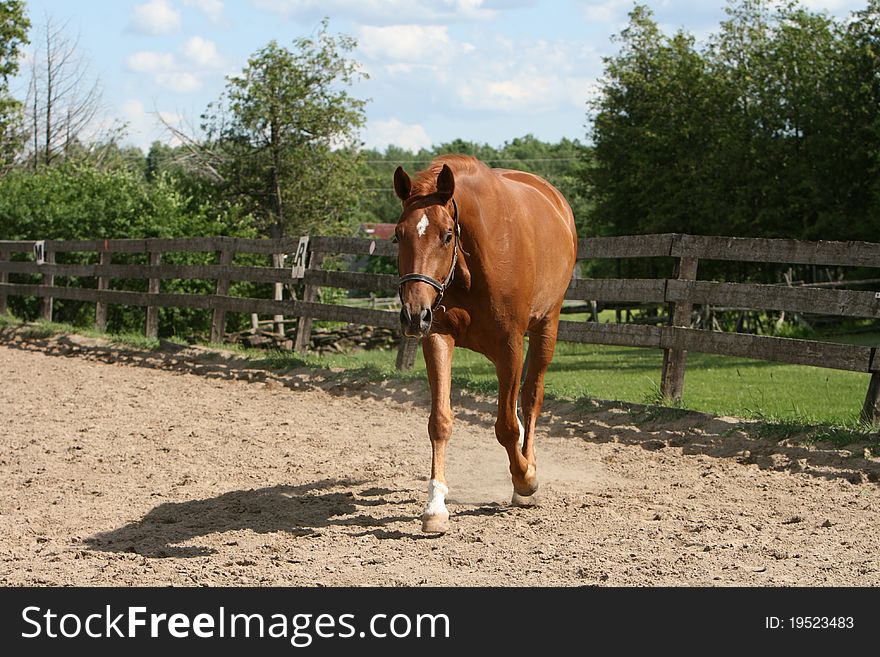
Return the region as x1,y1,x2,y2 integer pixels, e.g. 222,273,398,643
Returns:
24,18,107,167
31,74,38,170
44,25,52,166
270,118,285,233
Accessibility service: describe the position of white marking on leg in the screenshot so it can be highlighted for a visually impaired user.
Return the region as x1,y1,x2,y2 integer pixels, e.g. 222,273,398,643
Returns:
516,401,525,452
424,478,449,518
416,213,430,237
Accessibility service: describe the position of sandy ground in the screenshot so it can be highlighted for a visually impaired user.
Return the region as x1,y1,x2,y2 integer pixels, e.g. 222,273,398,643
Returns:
1,328,879,586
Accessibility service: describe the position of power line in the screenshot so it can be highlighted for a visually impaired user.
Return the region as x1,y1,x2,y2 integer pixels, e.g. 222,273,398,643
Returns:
362,157,582,164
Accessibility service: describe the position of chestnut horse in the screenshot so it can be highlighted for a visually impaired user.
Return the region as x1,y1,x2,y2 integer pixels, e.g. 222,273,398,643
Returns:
393,155,577,533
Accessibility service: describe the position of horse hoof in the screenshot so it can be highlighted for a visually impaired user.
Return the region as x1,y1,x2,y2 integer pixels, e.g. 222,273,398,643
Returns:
511,491,538,507
421,514,450,534
513,477,539,498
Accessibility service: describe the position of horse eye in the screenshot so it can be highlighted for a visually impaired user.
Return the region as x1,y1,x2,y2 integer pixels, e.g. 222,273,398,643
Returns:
443,231,453,245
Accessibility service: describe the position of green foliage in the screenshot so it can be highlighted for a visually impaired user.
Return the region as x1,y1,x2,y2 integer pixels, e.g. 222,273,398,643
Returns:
357,135,593,235
145,141,177,182
201,20,368,239
0,161,256,334
0,162,148,240
589,8,725,239
587,0,880,254
0,0,29,169
0,162,254,242
0,0,28,80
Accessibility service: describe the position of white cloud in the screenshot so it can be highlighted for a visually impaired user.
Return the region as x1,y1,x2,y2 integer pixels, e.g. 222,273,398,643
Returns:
385,63,416,76
801,0,864,12
358,25,453,62
252,0,496,24
127,51,176,74
578,0,631,24
183,0,224,22
365,118,432,151
182,36,224,68
128,0,182,35
458,74,580,113
122,99,148,125
489,78,552,107
156,71,202,93
121,99,185,150
424,35,600,114
126,37,226,95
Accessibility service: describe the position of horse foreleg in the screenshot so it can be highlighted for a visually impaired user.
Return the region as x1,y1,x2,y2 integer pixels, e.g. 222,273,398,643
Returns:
493,341,535,501
513,316,559,506
421,332,455,533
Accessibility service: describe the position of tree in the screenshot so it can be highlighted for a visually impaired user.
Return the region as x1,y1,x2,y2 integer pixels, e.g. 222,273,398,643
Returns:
588,5,725,238
824,0,880,241
200,19,368,238
0,0,29,171
586,0,880,248
356,136,591,234
23,17,117,168
0,160,257,332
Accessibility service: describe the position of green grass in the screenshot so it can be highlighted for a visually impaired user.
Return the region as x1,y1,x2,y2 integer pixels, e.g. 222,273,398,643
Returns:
233,335,874,428
0,314,165,351
1,310,876,432
439,340,871,427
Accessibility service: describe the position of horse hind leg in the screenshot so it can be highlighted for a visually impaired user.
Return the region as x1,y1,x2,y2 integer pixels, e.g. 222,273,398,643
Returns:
511,356,529,505
517,347,528,450
511,316,559,507
492,341,537,502
511,398,535,508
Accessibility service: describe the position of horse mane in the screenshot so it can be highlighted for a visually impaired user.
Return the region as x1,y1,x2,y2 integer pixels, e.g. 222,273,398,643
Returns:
410,155,486,197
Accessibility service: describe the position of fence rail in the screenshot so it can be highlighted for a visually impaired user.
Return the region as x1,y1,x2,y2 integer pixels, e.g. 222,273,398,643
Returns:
2,232,880,423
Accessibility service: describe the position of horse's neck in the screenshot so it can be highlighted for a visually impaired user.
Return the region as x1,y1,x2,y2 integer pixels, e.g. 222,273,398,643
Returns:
455,174,497,247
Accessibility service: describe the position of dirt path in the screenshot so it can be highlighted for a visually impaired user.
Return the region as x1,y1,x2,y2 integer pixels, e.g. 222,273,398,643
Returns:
1,332,879,586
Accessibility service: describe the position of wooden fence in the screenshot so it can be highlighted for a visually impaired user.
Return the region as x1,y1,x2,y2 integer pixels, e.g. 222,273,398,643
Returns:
2,232,880,423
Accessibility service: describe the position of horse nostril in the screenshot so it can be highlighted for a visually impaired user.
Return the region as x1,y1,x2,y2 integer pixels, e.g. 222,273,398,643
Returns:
420,307,432,327
400,307,411,329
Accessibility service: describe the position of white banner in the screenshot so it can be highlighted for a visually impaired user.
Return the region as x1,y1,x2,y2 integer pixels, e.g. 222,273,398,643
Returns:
290,236,309,279
33,240,45,265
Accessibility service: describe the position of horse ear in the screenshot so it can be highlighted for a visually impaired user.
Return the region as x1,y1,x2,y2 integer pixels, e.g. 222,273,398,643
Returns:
393,166,411,201
436,164,455,202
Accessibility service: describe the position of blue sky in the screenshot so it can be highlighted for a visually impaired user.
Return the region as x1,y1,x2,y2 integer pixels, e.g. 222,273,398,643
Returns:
16,0,869,153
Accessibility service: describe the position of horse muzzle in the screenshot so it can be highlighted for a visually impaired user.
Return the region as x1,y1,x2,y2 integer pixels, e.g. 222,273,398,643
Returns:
400,306,432,338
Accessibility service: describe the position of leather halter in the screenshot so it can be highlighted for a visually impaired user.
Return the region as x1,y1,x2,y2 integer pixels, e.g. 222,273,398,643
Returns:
397,198,460,311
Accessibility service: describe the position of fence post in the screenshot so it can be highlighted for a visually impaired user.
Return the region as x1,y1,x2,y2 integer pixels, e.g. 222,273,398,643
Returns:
210,247,234,344
861,350,880,426
861,373,880,426
396,337,419,371
40,246,55,322
294,249,324,354
0,249,8,316
94,244,111,331
272,252,287,337
660,250,698,402
145,251,161,339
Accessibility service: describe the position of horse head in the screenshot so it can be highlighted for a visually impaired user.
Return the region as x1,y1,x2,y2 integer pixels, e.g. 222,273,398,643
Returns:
393,163,460,338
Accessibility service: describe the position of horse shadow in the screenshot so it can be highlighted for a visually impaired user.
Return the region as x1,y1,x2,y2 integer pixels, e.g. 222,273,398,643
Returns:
542,402,880,488
84,478,419,558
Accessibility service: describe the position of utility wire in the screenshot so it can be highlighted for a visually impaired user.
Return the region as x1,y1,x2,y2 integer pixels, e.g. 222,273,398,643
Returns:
362,157,583,164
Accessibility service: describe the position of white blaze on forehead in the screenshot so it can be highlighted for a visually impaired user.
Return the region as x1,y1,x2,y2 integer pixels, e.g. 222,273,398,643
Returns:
416,213,430,237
